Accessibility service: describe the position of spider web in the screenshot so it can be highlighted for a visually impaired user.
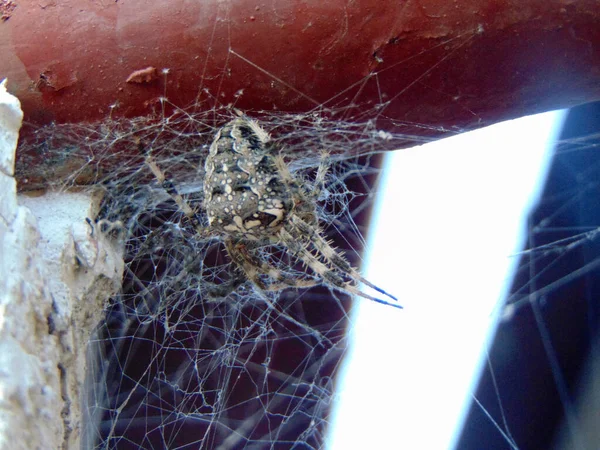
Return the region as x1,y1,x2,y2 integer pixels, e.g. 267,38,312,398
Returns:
13,31,600,450
17,91,422,449
85,118,401,450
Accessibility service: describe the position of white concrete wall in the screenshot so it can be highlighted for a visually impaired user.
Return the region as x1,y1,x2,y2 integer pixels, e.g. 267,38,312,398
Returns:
0,80,124,450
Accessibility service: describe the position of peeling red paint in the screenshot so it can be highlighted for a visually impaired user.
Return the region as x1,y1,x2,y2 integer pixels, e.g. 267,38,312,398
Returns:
126,66,158,84
37,66,78,92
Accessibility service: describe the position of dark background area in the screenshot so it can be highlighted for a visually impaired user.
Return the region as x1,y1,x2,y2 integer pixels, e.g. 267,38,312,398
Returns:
456,102,600,449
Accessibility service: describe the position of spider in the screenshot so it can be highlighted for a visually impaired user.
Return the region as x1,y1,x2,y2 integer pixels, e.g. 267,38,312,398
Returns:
141,116,401,308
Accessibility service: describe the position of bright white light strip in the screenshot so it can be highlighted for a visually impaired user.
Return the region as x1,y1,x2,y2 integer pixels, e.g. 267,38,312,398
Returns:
328,111,567,450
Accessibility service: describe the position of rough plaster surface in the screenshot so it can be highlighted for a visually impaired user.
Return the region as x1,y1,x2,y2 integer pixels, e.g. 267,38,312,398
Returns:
0,79,124,449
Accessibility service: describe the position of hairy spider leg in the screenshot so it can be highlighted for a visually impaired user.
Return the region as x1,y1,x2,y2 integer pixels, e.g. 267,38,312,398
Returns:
311,151,331,199
274,150,399,306
278,228,402,309
273,151,329,201
224,238,320,292
289,215,399,302
139,141,207,237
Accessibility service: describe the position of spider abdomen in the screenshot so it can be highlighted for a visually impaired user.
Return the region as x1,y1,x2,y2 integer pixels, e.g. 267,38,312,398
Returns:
204,118,294,239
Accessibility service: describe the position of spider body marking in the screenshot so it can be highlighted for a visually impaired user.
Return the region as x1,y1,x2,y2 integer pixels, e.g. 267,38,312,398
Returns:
203,118,294,239
143,116,401,308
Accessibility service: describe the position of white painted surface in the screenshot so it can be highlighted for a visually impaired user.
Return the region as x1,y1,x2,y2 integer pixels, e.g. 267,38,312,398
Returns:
329,111,566,450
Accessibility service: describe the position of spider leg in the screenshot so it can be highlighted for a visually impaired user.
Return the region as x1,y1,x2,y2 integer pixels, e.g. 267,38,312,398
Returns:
289,215,398,302
273,154,295,185
273,151,329,200
224,238,320,292
138,140,208,237
204,268,247,298
310,150,330,199
279,227,402,309
273,148,398,306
